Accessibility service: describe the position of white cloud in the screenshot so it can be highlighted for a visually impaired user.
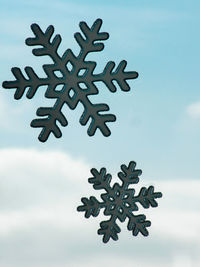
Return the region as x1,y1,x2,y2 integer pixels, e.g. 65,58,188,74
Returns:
186,101,200,119
0,148,91,207
0,148,200,267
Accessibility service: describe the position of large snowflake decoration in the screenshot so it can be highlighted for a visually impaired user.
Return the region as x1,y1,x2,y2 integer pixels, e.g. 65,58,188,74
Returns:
77,161,162,243
2,18,138,142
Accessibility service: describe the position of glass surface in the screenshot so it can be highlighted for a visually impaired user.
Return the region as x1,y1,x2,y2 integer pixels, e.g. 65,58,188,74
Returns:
0,0,200,266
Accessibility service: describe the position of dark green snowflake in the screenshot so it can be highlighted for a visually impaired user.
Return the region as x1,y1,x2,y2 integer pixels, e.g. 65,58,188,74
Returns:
2,18,138,142
77,161,162,243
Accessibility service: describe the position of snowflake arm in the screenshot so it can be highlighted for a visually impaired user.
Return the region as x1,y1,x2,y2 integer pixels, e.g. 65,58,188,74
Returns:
88,167,112,190
127,214,151,236
133,185,162,209
118,161,142,187
77,167,112,218
74,18,109,57
31,104,68,141
77,196,103,218
98,217,121,243
2,67,48,100
77,161,162,243
94,60,138,93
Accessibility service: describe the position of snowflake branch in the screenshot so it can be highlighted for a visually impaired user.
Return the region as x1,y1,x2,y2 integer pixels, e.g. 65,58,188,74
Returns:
77,196,104,218
26,24,62,62
98,216,120,243
31,101,68,142
75,18,109,60
2,67,49,99
133,186,162,209
118,161,142,189
127,214,151,236
93,60,138,92
88,168,112,191
80,99,116,136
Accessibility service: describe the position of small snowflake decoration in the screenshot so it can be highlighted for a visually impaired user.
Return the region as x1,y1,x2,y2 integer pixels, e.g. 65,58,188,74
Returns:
2,18,138,142
77,161,162,243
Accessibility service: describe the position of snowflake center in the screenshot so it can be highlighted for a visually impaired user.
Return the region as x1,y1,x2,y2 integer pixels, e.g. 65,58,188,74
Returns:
111,190,126,210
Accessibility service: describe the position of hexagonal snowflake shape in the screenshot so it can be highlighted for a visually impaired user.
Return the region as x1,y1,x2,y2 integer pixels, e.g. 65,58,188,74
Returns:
2,18,138,142
77,161,162,243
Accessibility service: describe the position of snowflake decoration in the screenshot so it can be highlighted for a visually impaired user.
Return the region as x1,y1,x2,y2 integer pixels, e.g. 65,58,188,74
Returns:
77,161,162,243
2,18,138,142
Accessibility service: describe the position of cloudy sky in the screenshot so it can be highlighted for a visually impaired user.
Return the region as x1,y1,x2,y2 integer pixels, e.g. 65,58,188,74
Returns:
0,0,200,266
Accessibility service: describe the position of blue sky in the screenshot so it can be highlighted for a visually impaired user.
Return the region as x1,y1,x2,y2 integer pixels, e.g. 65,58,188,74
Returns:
0,0,200,266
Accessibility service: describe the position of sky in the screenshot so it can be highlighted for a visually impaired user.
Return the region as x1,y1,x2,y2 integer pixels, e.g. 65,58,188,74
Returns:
0,0,200,266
